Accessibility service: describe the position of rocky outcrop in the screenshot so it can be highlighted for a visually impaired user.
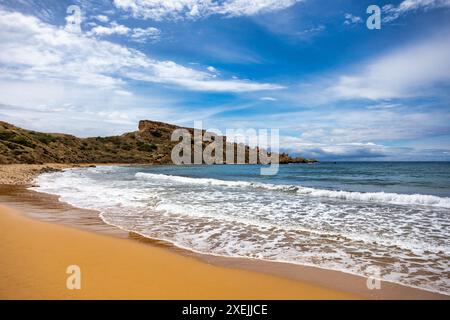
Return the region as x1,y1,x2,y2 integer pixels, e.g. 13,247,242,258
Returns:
279,153,318,164
138,120,176,133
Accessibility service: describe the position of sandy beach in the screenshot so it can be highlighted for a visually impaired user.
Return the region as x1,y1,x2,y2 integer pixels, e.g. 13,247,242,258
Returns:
0,163,123,185
0,165,362,300
2,0,449,305
0,204,360,299
0,164,447,300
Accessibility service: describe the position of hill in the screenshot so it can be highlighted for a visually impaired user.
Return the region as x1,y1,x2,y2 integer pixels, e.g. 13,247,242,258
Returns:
0,120,316,165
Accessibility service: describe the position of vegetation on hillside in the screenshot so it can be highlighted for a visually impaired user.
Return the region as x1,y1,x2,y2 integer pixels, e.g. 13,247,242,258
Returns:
0,120,317,165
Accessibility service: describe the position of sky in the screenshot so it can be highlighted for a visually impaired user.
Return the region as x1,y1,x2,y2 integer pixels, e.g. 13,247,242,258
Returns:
0,0,449,161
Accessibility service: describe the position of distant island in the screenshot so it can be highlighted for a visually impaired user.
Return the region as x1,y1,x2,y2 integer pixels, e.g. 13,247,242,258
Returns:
0,120,317,165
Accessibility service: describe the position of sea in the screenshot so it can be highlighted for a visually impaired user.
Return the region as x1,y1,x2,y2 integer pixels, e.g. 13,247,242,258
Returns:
31,162,450,295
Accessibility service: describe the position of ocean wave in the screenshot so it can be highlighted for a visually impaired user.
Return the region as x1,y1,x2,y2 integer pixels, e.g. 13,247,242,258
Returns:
135,172,450,208
30,168,450,295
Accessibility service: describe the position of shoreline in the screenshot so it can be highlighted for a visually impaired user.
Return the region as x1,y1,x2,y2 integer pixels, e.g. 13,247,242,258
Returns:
0,163,135,186
0,203,360,299
0,164,448,299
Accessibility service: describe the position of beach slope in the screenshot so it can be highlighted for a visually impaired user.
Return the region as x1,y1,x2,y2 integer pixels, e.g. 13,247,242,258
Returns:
0,205,359,300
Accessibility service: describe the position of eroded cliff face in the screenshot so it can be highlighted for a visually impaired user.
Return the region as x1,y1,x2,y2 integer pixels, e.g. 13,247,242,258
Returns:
0,120,316,165
138,120,178,133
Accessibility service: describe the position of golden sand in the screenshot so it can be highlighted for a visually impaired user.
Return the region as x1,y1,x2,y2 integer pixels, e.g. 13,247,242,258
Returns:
0,205,360,300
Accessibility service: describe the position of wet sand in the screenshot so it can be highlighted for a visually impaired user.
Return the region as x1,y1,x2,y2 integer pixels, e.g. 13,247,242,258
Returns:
0,204,363,299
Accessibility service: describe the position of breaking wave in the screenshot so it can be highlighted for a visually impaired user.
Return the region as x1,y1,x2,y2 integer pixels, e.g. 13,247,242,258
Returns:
135,172,450,208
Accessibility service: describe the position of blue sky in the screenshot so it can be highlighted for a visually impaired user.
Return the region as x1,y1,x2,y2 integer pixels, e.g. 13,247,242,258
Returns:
0,0,449,160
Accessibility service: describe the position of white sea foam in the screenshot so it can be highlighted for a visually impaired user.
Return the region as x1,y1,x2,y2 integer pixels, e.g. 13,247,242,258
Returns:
30,167,450,295
135,172,450,208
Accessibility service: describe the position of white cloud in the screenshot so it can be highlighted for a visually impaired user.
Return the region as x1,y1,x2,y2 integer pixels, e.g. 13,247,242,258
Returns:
366,103,402,110
114,89,133,96
125,60,283,92
216,103,450,146
343,13,362,25
279,138,450,161
95,14,110,22
0,9,280,93
130,27,161,42
330,34,450,100
383,0,450,22
0,78,252,137
215,0,301,17
284,141,391,159
196,98,450,159
88,22,161,42
296,25,325,39
260,96,277,101
113,0,302,21
0,79,175,136
89,21,130,36
226,107,450,160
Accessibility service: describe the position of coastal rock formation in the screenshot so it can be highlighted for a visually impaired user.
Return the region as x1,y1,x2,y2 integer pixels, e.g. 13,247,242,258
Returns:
0,120,316,165
138,120,174,133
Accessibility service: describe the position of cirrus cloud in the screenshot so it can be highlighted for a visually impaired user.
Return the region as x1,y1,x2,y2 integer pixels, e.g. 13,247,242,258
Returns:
113,0,303,21
383,0,450,22
88,21,161,43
